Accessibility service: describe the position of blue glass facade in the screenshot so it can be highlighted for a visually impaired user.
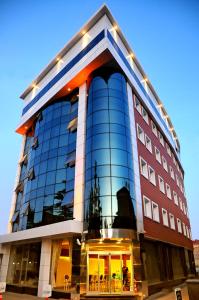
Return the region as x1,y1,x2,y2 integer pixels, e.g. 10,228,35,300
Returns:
84,71,137,234
12,94,78,232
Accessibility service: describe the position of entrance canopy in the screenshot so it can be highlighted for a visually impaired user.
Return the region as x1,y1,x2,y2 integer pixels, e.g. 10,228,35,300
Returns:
0,220,83,244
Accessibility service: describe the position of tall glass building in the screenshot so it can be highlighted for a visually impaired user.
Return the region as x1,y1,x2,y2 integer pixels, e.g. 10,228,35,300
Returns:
0,5,195,299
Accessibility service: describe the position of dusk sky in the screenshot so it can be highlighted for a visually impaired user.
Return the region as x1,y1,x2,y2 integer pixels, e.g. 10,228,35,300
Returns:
0,0,198,238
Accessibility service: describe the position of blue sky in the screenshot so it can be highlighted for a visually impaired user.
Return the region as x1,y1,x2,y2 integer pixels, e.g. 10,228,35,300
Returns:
0,0,198,238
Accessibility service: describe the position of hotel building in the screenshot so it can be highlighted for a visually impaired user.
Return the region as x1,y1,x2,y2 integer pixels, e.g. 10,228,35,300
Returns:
0,5,195,299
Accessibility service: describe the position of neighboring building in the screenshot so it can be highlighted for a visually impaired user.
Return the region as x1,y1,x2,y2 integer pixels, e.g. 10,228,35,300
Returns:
0,5,195,298
193,240,199,275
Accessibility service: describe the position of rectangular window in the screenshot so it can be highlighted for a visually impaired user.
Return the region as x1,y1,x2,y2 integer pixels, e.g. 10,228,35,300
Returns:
166,143,171,157
179,182,183,193
137,124,145,144
151,120,158,137
142,107,149,124
179,198,183,211
182,223,187,236
158,176,165,194
186,226,190,239
173,155,177,166
148,165,156,186
177,218,182,233
176,174,179,187
170,166,175,180
158,131,164,147
152,202,160,222
145,134,152,153
143,196,152,218
140,157,148,179
155,147,161,164
183,203,186,215
162,156,168,172
162,208,169,227
166,183,172,199
135,96,142,114
173,191,178,205
169,213,175,230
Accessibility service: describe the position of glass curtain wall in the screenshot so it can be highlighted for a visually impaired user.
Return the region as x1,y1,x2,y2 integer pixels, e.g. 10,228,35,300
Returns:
84,71,136,234
12,93,78,232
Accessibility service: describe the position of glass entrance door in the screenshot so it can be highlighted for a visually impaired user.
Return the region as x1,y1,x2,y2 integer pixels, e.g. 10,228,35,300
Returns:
88,252,132,294
110,255,122,293
99,255,109,293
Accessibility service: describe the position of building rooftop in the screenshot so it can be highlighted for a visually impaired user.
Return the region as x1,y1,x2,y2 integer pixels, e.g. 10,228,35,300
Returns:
19,4,180,151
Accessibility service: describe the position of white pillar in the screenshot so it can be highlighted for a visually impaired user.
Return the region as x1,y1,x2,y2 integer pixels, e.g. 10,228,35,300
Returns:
73,82,87,221
8,135,26,233
127,82,144,234
38,239,52,297
0,244,10,282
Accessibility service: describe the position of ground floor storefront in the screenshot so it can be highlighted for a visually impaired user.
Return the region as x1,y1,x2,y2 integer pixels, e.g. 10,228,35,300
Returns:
0,235,195,299
0,236,144,298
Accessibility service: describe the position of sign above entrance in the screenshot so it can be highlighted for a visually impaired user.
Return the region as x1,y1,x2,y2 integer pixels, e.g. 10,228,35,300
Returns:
41,284,52,298
0,282,6,293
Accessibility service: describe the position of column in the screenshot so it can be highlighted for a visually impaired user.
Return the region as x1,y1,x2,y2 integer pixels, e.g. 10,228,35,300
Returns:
127,82,144,234
38,239,52,297
73,82,87,221
0,244,10,282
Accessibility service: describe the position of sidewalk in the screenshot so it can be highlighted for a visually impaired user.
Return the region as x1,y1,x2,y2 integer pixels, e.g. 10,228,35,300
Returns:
2,292,57,300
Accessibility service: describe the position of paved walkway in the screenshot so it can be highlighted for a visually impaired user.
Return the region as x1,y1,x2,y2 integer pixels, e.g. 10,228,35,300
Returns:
1,292,57,300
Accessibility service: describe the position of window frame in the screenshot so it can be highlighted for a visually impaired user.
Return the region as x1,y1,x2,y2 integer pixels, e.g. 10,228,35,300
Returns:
169,213,175,230
158,131,165,147
173,191,178,206
166,183,172,199
155,146,161,164
143,196,152,219
162,156,168,172
145,134,153,153
142,107,149,124
137,124,145,145
170,166,175,180
148,165,156,186
134,96,142,114
151,120,158,137
158,175,165,194
177,218,182,233
162,208,169,227
152,201,160,223
140,157,148,179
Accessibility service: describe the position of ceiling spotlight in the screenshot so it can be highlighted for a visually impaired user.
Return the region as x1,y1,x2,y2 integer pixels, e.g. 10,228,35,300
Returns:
32,83,38,89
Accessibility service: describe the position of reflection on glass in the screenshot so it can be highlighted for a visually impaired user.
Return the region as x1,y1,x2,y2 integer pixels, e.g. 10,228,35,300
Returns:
87,252,132,294
50,240,72,291
12,92,78,231
7,243,41,287
85,71,137,233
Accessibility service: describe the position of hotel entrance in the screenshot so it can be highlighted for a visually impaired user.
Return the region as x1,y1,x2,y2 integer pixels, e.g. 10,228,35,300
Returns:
87,242,133,295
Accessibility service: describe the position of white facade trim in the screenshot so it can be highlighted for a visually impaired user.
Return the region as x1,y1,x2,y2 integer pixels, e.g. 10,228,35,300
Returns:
38,239,52,297
127,82,144,234
0,220,82,244
73,82,87,221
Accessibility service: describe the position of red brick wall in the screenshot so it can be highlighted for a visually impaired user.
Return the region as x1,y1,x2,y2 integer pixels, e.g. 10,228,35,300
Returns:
133,93,193,250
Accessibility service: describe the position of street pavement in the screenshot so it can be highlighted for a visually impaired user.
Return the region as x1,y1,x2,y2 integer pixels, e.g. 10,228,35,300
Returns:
1,292,57,300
